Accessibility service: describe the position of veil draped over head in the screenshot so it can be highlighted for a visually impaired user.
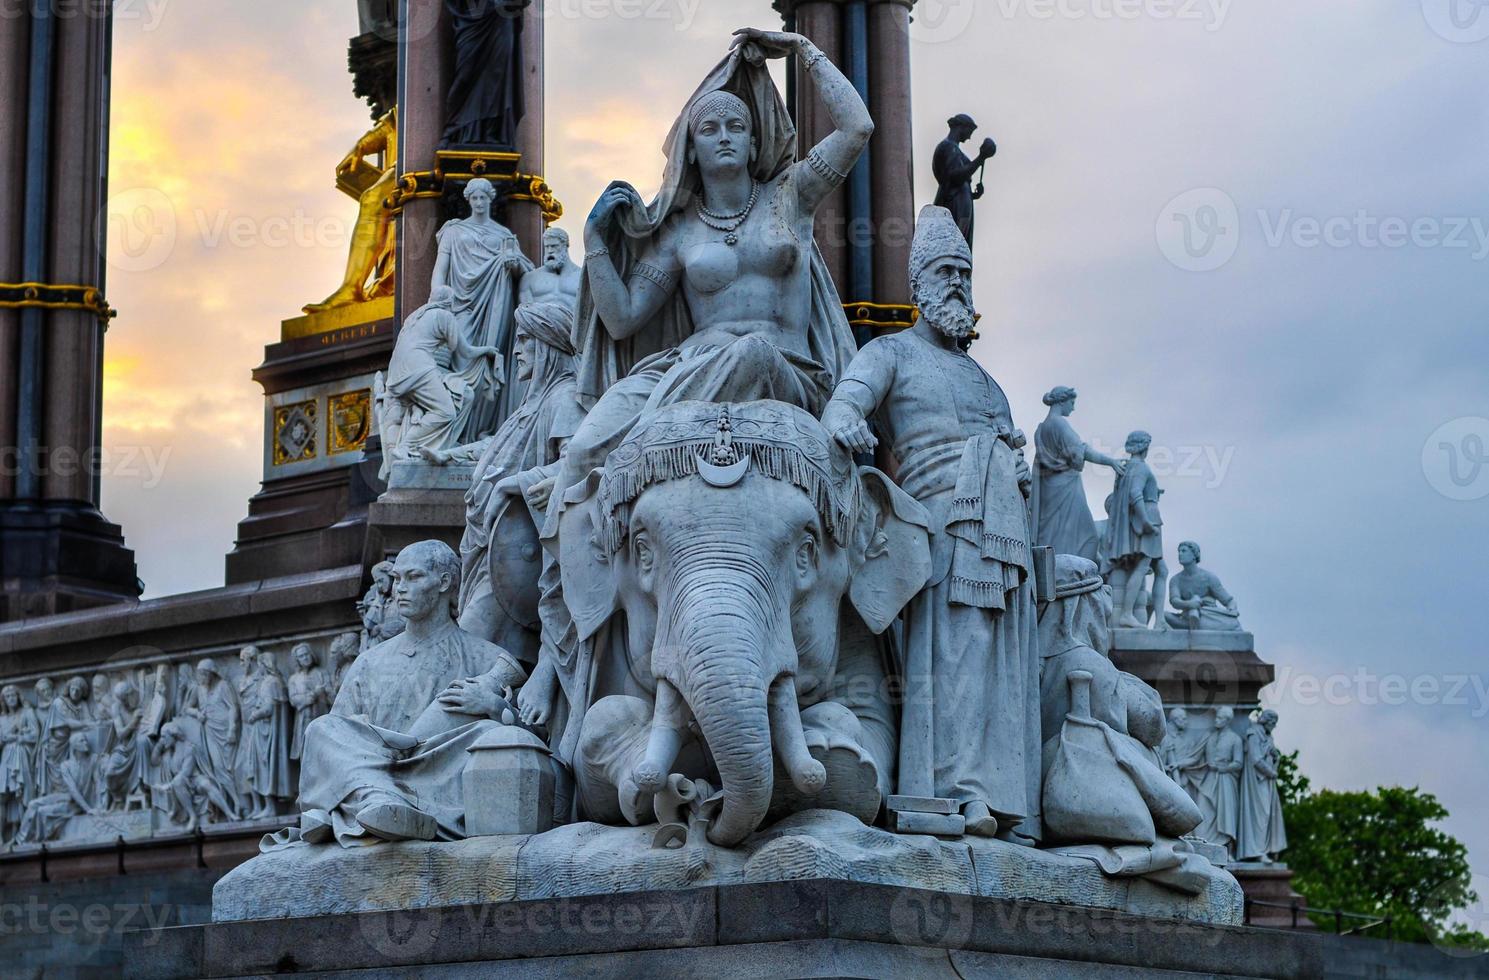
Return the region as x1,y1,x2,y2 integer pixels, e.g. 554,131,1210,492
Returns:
571,43,859,408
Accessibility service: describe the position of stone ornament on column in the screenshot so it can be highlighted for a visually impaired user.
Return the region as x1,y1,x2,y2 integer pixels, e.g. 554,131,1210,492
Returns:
442,0,530,150
932,113,996,247
1165,540,1243,631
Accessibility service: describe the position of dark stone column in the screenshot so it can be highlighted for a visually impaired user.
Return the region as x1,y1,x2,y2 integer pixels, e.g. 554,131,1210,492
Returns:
0,12,28,502
394,0,451,323
867,0,915,308
779,0,918,331
779,0,849,295
511,1,545,260
0,3,138,622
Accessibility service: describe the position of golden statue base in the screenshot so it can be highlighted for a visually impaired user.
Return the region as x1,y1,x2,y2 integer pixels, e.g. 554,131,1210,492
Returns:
281,295,394,341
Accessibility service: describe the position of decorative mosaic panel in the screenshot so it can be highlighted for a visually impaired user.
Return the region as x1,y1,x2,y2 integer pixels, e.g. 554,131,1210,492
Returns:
273,400,317,466
328,388,373,456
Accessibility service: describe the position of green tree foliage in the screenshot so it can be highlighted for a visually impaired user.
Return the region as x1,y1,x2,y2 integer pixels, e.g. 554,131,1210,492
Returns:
1282,769,1480,945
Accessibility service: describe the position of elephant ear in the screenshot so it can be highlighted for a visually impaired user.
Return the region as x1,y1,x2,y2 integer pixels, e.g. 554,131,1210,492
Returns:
849,467,932,634
558,470,619,642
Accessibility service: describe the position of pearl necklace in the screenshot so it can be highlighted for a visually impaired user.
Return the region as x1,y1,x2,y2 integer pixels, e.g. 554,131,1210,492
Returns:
694,180,760,246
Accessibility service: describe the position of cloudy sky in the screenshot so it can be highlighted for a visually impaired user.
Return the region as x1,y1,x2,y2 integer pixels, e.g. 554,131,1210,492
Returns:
102,0,1488,897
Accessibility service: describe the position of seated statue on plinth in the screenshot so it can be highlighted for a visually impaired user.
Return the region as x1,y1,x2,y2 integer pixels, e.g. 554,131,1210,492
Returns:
375,285,502,475
268,541,528,847
1164,540,1242,631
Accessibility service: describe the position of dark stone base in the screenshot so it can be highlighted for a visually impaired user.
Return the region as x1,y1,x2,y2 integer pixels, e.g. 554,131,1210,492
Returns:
365,483,467,566
124,880,1489,980
225,467,379,585
0,500,139,622
1234,864,1317,930
0,868,223,980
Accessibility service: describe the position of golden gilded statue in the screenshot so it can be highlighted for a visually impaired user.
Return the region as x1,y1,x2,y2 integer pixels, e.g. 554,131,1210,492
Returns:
304,108,397,313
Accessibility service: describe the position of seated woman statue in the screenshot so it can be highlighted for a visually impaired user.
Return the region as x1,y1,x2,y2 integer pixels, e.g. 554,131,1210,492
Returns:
535,28,869,527
1164,540,1242,631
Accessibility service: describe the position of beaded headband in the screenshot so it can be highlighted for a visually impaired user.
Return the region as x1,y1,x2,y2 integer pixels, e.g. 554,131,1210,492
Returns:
688,90,751,131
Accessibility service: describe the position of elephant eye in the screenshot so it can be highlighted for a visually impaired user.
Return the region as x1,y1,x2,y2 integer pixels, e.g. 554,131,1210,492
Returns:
632,535,653,570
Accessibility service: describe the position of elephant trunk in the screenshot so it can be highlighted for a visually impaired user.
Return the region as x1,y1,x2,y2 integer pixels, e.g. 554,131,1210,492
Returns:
662,564,790,848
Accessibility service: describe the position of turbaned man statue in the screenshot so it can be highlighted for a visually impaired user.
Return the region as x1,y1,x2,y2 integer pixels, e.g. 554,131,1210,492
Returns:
821,205,1041,843
269,541,527,847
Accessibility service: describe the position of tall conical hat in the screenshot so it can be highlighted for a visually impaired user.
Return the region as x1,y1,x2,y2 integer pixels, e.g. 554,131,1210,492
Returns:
909,204,971,282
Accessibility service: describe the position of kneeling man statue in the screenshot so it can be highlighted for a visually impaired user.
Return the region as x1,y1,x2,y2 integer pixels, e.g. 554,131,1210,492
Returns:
271,540,528,848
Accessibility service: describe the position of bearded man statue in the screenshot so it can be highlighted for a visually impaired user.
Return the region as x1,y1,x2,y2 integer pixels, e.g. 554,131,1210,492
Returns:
820,204,1041,843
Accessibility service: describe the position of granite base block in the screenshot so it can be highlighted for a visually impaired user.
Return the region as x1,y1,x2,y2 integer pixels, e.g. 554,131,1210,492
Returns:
123,878,1489,979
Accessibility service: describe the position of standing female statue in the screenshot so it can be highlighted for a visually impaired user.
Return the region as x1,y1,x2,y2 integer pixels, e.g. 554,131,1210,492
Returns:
432,178,533,432
1032,386,1125,562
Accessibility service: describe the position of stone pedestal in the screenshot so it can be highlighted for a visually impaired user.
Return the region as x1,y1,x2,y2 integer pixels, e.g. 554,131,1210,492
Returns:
1234,864,1316,931
127,874,1489,980
365,462,471,563
225,304,394,585
1109,628,1273,707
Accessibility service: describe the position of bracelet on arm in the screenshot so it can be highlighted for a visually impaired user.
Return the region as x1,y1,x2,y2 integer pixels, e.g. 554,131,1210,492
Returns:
631,261,675,290
584,245,610,261
799,42,826,72
807,147,849,187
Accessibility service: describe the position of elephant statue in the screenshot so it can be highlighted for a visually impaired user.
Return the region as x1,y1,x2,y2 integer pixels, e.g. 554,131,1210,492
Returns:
558,400,932,847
